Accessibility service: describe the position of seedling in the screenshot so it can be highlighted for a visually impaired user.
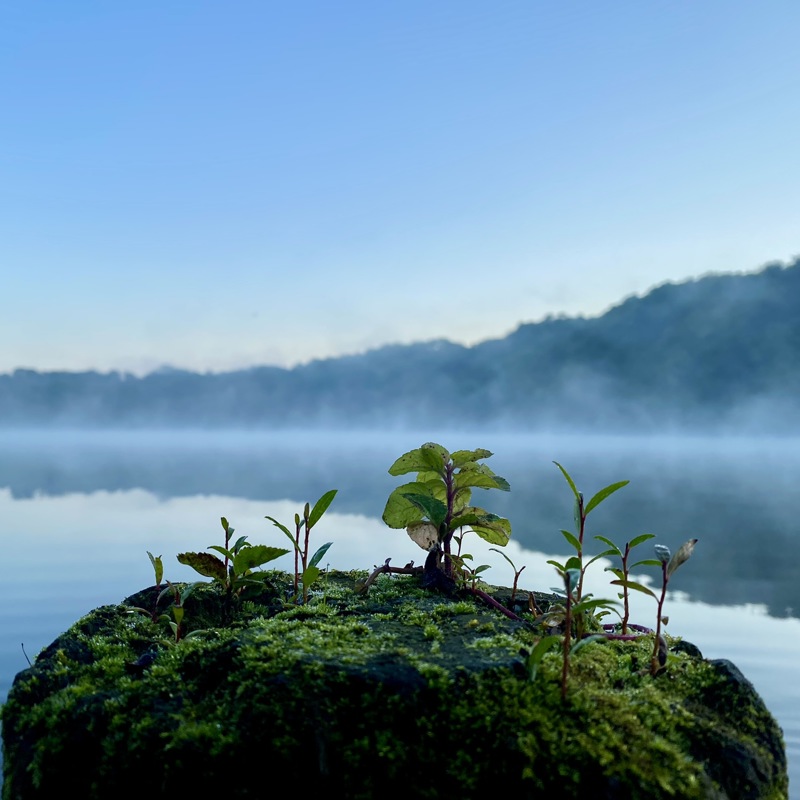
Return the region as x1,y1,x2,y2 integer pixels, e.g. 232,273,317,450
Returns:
265,489,336,604
178,517,289,622
382,443,511,591
596,533,659,635
611,539,698,675
548,462,628,636
527,564,616,699
489,547,526,605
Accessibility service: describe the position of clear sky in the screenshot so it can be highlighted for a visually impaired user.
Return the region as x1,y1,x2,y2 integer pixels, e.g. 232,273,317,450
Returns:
2,1,799,375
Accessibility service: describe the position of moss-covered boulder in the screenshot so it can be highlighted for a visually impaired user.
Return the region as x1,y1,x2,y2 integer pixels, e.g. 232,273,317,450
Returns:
1,570,788,799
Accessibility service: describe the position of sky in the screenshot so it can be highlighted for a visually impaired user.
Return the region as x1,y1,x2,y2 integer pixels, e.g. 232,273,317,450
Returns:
2,1,800,376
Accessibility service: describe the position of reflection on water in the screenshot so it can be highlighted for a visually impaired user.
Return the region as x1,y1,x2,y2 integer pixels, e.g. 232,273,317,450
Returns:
1,429,798,617
0,429,798,794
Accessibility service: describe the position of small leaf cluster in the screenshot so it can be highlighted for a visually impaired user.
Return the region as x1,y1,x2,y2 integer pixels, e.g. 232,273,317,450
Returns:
382,442,511,584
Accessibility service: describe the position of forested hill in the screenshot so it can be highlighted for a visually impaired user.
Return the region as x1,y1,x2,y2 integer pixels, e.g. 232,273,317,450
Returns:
3,258,799,433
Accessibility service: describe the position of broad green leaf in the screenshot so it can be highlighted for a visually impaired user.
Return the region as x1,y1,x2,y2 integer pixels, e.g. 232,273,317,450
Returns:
667,538,698,577
220,516,230,532
454,462,511,492
594,535,622,556
628,533,656,549
147,551,163,585
451,448,492,467
604,567,624,580
565,556,582,572
401,492,448,528
553,461,580,502
233,544,290,575
382,482,434,528
584,480,629,515
470,515,511,546
387,443,448,476
307,489,337,529
302,565,320,586
474,564,491,575
559,529,581,552
177,551,226,581
309,541,333,569
420,443,448,472
547,558,566,572
610,579,657,599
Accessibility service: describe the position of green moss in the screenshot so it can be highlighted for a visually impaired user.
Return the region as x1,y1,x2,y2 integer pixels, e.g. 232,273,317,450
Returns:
1,570,788,800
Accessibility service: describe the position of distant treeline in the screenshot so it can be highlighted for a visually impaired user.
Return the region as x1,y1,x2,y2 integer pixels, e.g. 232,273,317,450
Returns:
4,259,800,433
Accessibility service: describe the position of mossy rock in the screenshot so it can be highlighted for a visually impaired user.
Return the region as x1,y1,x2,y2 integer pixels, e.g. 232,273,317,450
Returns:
1,570,788,799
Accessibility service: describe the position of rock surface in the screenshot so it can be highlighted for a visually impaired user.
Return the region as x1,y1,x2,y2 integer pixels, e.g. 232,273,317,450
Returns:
1,570,789,799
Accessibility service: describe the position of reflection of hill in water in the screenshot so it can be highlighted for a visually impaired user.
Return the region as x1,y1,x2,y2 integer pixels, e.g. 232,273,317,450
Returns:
1,431,797,620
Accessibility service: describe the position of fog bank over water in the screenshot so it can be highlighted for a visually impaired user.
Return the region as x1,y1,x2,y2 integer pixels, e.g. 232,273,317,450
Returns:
0,429,797,620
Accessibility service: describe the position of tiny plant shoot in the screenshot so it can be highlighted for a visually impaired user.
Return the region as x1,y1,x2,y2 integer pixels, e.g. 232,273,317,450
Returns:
611,538,699,675
548,461,628,636
178,517,289,621
382,443,511,591
265,489,337,604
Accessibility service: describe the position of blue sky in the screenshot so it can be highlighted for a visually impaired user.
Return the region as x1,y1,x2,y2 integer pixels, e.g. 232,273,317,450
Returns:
3,1,799,375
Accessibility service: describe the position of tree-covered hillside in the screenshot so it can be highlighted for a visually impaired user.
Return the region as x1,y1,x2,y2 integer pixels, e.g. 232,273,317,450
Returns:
3,258,799,432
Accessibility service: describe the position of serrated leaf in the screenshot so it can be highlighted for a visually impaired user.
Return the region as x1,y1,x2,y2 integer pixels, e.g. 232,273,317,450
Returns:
667,538,697,577
470,515,511,546
401,492,448,528
232,544,290,576
451,448,493,467
388,443,448,476
177,551,227,581
382,482,432,528
584,480,629,515
307,489,337,529
454,463,506,491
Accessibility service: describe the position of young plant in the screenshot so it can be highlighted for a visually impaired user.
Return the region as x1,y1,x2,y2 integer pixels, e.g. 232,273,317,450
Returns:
265,489,336,604
548,461,628,636
528,565,616,699
489,547,526,605
177,516,289,621
156,581,209,646
596,533,659,635
382,443,511,592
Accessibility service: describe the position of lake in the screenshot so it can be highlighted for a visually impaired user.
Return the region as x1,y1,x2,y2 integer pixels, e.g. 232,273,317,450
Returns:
1,428,798,795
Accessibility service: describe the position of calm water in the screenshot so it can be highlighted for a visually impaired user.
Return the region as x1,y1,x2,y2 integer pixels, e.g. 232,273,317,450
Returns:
1,429,798,795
